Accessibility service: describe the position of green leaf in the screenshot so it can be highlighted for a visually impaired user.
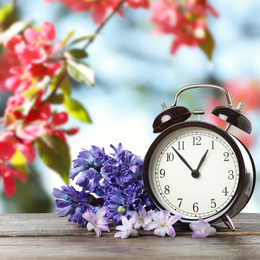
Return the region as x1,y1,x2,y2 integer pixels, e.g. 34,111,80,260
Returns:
46,93,64,104
35,135,71,184
60,74,71,98
61,29,76,49
65,49,88,60
0,4,12,23
21,86,41,98
10,150,28,176
0,20,32,44
64,97,91,123
199,29,215,61
67,59,95,86
70,34,96,46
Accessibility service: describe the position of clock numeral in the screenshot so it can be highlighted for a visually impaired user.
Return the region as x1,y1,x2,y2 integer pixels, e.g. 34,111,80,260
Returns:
164,185,170,195
177,198,183,208
177,141,185,150
193,136,202,146
159,169,165,178
166,152,174,162
211,140,215,150
222,186,229,196
223,152,229,161
193,202,199,212
211,198,217,209
228,170,234,180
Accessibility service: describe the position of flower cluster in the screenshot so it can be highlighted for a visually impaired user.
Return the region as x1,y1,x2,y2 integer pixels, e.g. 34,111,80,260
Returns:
80,205,215,239
53,143,153,225
48,0,150,24
0,22,79,196
150,0,218,53
53,143,216,239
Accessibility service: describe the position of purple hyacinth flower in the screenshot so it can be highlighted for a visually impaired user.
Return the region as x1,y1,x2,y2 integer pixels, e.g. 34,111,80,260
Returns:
144,210,182,237
189,216,216,238
114,216,139,239
82,207,110,237
129,206,154,229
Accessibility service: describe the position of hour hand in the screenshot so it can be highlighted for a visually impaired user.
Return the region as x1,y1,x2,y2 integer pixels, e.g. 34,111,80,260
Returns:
172,147,194,172
196,149,209,171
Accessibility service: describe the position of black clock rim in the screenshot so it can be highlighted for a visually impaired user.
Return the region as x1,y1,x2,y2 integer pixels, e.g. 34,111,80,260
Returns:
143,121,246,224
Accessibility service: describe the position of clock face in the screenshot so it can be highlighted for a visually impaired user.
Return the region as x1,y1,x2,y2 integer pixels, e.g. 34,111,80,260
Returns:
144,122,244,222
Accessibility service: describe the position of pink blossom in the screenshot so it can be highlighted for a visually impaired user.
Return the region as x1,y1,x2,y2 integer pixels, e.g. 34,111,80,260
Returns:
0,131,17,161
50,0,150,24
52,112,69,126
0,130,36,163
65,127,80,136
0,162,26,196
5,66,32,93
0,50,19,92
17,125,42,144
4,21,62,94
150,0,218,53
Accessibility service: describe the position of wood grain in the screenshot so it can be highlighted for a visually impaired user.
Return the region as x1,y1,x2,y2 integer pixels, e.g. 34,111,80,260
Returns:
0,213,259,259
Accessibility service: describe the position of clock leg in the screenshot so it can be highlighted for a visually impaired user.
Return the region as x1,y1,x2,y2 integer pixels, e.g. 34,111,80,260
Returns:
222,214,235,231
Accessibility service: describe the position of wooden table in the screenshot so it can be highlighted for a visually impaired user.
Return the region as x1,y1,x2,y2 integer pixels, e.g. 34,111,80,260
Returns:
0,213,259,259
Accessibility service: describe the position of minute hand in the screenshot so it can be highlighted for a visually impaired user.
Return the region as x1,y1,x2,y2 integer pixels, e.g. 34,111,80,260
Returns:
196,149,209,171
172,147,194,172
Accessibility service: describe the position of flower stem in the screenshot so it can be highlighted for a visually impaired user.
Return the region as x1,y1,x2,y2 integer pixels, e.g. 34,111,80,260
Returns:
83,0,127,50
43,0,126,103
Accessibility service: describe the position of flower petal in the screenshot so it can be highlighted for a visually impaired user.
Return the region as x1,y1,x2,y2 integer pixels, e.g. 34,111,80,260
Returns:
168,215,182,225
165,225,176,237
94,227,102,237
97,224,110,233
114,231,129,239
3,176,16,196
144,221,160,231
154,227,166,237
82,211,95,223
96,207,106,219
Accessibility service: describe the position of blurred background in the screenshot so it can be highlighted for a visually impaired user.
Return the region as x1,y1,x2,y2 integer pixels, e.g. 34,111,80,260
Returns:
0,0,260,214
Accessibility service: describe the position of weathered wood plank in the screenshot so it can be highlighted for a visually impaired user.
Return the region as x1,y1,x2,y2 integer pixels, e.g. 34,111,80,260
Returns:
0,213,259,259
0,213,259,237
0,234,260,259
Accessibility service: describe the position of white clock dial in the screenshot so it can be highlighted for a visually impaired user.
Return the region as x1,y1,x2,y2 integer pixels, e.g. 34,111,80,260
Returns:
149,126,240,220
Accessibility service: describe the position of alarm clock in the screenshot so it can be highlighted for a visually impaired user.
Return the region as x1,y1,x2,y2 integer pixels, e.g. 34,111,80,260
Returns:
143,84,256,231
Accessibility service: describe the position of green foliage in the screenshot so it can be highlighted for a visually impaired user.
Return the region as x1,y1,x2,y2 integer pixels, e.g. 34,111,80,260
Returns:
0,4,12,23
0,20,32,44
46,93,64,104
10,150,28,176
70,34,96,45
65,49,88,59
60,29,76,49
35,135,71,184
64,97,91,123
67,59,95,86
199,30,215,61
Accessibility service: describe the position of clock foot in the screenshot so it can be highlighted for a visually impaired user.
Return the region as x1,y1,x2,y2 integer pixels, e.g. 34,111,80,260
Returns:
222,214,235,231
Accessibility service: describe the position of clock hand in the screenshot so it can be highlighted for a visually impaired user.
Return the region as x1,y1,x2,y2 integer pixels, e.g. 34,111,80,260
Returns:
172,147,194,172
196,149,209,171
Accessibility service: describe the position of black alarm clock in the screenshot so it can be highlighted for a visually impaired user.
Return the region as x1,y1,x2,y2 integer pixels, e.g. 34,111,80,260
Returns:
143,84,256,231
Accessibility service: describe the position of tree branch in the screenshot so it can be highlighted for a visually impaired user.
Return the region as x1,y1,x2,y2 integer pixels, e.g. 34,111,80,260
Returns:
83,0,127,50
43,0,127,104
